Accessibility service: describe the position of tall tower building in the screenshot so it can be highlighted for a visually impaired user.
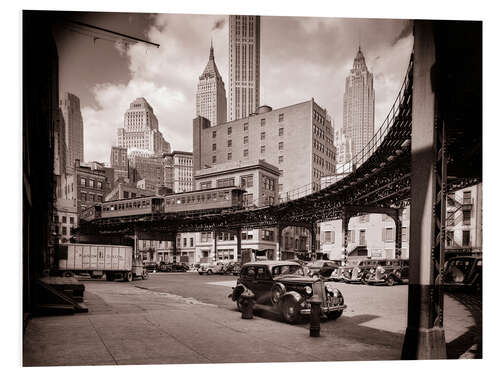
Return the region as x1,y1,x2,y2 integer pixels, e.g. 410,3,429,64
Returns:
117,97,171,155
228,15,260,120
342,47,375,159
60,92,84,173
196,42,227,126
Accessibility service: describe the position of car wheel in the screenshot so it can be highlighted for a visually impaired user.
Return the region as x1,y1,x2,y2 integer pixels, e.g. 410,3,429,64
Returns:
361,274,369,285
124,271,133,282
386,275,395,286
142,271,149,280
281,298,300,324
328,310,343,320
207,269,213,275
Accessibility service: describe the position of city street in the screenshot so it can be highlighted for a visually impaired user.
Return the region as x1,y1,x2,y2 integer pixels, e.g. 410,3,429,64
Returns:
23,272,481,366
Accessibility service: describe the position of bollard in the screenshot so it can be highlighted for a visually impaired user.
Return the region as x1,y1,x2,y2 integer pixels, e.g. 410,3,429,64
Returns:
240,289,255,319
309,295,322,337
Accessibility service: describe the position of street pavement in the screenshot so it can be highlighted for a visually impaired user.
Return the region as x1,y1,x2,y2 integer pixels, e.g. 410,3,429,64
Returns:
23,272,482,366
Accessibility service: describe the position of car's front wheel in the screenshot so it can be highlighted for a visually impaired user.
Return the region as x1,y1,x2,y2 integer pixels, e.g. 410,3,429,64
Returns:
207,269,213,275
386,275,395,286
281,298,301,324
328,310,343,320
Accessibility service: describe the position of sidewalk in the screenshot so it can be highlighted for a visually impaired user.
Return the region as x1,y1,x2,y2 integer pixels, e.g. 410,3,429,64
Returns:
23,282,480,366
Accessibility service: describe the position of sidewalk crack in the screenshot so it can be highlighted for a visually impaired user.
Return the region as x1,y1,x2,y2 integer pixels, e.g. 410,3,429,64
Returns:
88,317,118,365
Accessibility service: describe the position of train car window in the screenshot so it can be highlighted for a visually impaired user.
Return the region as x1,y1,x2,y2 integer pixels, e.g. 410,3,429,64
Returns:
225,192,230,200
213,193,217,200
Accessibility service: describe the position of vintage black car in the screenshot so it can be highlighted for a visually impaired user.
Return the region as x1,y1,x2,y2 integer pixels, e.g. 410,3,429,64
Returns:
158,262,189,272
364,259,409,286
230,261,346,324
443,256,482,292
342,259,380,283
306,260,342,277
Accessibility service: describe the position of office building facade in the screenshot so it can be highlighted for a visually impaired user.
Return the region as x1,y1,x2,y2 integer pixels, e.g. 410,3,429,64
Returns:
342,47,375,159
60,92,84,173
196,43,227,126
228,15,260,120
117,97,171,155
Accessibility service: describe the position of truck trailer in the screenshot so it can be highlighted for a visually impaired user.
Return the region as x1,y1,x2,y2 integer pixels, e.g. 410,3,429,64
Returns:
57,243,148,281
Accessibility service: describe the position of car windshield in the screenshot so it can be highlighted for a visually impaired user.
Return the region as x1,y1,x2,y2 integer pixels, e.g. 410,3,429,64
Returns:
272,265,305,277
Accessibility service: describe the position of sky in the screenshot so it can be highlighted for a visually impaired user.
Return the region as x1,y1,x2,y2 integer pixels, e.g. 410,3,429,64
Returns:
54,12,413,165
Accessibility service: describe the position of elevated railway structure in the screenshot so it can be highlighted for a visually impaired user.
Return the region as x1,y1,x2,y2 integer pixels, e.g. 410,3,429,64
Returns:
77,21,481,359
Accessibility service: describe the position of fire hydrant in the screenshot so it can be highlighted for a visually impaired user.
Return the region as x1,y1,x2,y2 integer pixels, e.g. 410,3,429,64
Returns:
309,295,322,337
239,289,256,319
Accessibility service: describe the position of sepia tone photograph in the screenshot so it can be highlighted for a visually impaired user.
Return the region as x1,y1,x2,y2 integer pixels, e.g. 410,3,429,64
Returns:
16,1,490,372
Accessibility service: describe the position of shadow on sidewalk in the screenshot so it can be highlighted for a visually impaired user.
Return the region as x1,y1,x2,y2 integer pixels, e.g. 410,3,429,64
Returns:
445,291,482,359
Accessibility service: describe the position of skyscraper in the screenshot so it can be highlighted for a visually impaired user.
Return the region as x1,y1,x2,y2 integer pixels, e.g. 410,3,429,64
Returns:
60,92,84,173
228,15,260,120
117,97,171,155
342,47,375,159
196,42,227,126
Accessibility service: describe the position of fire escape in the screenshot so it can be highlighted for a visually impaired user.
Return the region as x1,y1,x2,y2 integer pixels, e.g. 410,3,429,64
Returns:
445,192,474,254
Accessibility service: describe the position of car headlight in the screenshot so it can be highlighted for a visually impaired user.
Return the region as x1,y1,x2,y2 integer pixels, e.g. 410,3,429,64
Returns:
305,286,313,295
326,285,334,293
333,289,340,298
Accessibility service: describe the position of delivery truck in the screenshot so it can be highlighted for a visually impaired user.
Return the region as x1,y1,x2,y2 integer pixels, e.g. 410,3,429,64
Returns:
56,243,148,281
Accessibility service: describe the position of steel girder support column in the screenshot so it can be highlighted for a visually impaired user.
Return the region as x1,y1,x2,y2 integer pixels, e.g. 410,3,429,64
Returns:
172,232,178,264
341,212,350,266
401,20,446,360
213,230,218,262
309,222,318,261
276,225,285,261
388,210,402,259
236,228,242,262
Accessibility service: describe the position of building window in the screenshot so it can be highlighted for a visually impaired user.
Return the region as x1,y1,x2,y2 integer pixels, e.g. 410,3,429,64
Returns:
243,149,248,157
463,210,471,225
89,179,94,188
70,217,74,224
243,193,253,207
243,136,248,144
228,127,232,135
463,191,472,205
383,227,395,242
200,181,212,189
278,156,284,164
324,231,332,243
81,192,86,201
446,230,454,247
97,181,102,189
62,216,67,224
261,145,265,154
217,178,235,188
241,175,254,188
183,238,187,247
62,227,67,235
261,229,274,241
447,193,456,207
260,132,265,140
212,155,216,164
347,230,355,243
243,122,248,131
190,238,194,247
279,113,284,122
261,118,266,126
278,142,284,150
227,152,232,160
227,139,232,147
80,178,86,186
462,230,471,246
402,227,408,242
212,131,216,138
279,127,284,136
359,230,366,246
212,143,217,151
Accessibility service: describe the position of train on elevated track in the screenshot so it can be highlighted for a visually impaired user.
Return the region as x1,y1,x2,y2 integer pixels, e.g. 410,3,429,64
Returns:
80,186,247,222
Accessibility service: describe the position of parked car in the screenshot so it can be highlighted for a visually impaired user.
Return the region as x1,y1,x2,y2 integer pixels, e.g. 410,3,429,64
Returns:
158,262,189,272
222,262,242,275
364,259,409,286
198,262,226,275
143,261,158,273
443,256,482,292
342,259,380,283
306,260,341,277
229,261,346,324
